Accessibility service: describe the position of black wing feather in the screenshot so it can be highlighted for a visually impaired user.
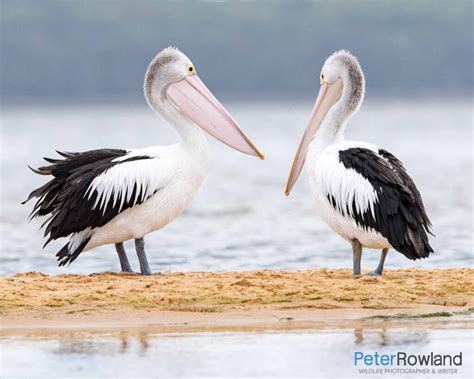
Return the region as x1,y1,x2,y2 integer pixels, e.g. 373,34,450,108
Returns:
337,147,433,260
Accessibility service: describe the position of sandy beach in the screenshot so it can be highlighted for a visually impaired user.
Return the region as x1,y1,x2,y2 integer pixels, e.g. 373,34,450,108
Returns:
1,268,472,331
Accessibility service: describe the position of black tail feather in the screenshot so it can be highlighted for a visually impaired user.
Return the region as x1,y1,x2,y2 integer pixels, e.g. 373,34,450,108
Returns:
27,164,49,176
56,150,77,158
43,157,60,164
57,236,91,267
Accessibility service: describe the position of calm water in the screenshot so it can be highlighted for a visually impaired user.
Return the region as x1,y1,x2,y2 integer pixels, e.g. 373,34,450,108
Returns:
1,325,473,378
0,99,472,275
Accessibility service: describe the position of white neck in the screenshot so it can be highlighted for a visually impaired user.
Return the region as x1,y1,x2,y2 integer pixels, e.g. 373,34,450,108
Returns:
146,91,209,158
308,76,357,156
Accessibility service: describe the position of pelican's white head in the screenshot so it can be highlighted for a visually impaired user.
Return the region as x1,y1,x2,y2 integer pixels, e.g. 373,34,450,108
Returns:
144,47,264,159
144,47,194,103
285,50,365,195
320,50,365,120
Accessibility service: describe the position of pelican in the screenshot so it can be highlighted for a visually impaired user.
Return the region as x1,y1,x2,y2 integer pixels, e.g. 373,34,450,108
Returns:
285,50,433,276
24,47,264,275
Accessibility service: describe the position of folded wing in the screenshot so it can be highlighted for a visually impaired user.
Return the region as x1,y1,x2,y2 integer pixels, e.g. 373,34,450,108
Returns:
316,144,433,260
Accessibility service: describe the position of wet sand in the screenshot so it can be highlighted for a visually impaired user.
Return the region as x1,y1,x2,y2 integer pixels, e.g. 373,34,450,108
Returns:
1,269,472,331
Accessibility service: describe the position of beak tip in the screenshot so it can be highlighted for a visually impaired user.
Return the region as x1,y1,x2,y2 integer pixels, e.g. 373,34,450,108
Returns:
254,149,265,160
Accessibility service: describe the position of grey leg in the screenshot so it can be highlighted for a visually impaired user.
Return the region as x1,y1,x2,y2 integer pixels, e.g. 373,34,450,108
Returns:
135,238,152,276
115,242,133,273
369,248,389,276
351,239,362,275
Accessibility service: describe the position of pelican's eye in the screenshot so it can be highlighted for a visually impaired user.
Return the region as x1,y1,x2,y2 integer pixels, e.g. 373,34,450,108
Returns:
321,73,325,81
186,64,195,74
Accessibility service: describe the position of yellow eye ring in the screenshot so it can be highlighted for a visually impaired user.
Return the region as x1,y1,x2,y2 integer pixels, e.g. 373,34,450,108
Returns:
320,73,326,85
186,64,195,74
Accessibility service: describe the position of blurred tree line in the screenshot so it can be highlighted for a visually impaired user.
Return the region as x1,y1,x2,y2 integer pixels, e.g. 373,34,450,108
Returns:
1,0,472,103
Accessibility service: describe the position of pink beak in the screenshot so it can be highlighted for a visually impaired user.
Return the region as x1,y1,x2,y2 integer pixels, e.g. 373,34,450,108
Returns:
166,75,264,159
285,78,343,196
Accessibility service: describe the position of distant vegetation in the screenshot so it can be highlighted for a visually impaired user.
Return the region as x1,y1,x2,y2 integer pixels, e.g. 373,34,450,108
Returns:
1,0,472,103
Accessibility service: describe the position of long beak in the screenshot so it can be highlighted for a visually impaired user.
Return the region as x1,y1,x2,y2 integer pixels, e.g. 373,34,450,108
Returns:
166,75,264,159
285,78,343,196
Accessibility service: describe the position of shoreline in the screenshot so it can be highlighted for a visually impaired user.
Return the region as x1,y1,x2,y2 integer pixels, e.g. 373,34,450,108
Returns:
1,269,472,332
2,306,473,334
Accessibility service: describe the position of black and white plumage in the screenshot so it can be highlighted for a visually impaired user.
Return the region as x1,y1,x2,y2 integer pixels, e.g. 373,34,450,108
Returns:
286,50,433,275
24,47,263,274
